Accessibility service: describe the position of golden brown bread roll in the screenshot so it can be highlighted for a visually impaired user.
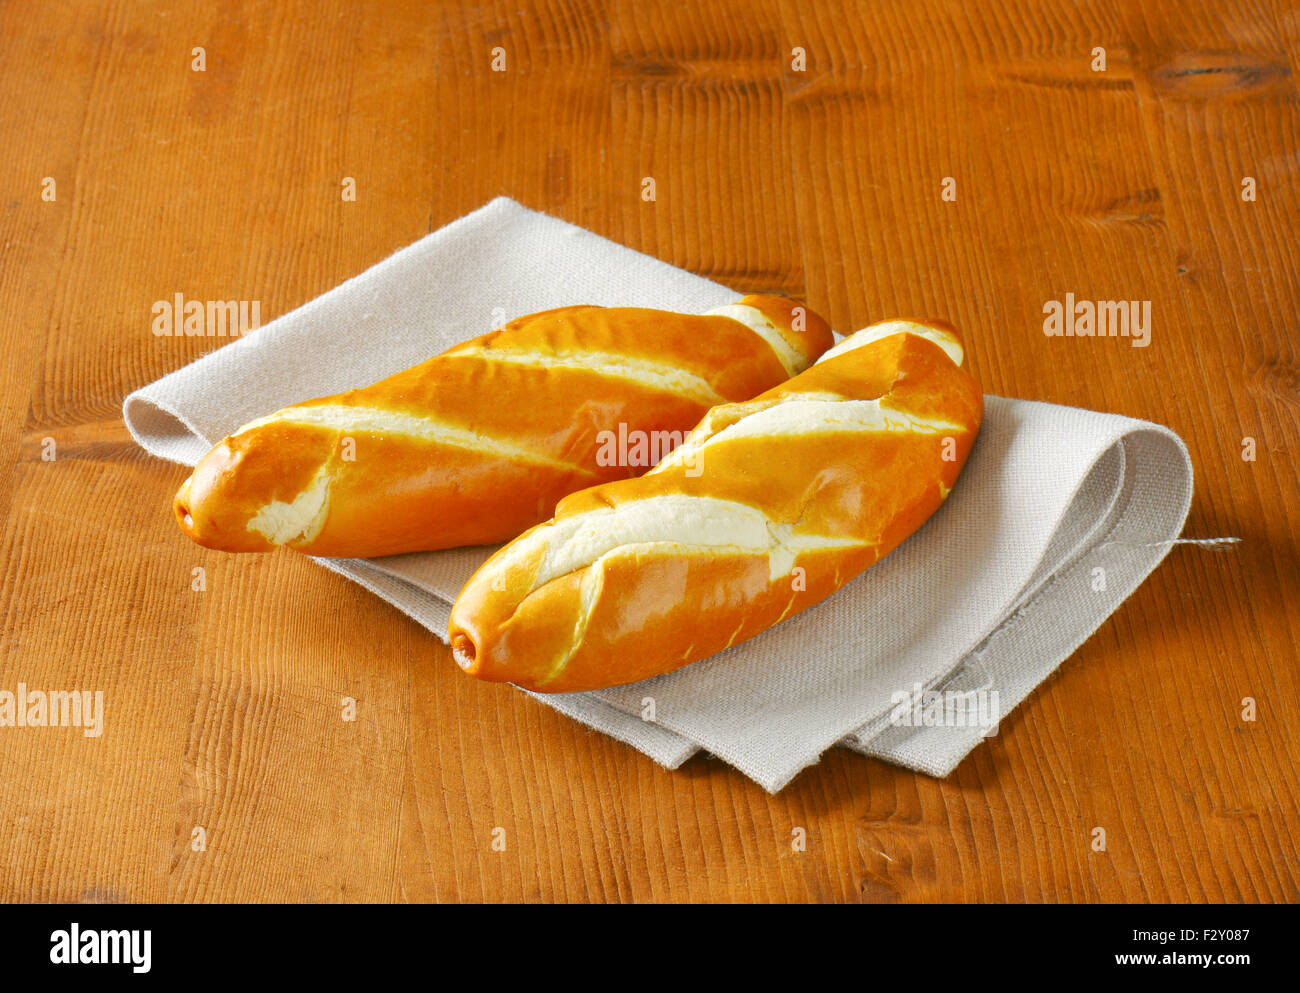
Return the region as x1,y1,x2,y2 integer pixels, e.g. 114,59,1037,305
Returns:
448,319,984,693
173,295,832,557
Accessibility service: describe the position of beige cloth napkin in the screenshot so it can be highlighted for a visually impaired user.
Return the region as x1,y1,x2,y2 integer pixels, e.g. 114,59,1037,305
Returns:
124,197,1194,792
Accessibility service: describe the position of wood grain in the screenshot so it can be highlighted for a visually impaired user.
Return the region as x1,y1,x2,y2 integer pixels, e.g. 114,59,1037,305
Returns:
0,0,1295,903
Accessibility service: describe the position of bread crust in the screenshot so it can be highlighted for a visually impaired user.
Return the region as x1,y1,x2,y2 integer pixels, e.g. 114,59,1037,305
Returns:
174,296,832,556
449,319,984,693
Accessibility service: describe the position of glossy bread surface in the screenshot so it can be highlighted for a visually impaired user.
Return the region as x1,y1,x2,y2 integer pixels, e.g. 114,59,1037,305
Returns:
449,320,984,693
173,295,833,556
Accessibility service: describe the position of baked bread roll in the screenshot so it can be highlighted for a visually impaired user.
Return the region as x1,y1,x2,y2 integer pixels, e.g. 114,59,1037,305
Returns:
173,296,832,557
448,319,983,693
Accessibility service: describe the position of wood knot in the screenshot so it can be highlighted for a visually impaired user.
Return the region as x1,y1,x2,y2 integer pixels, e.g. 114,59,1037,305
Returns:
1248,359,1300,407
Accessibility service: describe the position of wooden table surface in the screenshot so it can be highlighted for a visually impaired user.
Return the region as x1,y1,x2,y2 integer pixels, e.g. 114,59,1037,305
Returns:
1,0,1297,903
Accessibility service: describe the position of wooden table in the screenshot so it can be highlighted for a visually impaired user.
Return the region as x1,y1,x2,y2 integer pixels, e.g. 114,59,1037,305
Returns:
1,0,1296,903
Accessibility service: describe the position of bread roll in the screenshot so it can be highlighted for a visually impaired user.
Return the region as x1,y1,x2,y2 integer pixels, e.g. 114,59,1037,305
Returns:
174,295,832,557
448,319,983,692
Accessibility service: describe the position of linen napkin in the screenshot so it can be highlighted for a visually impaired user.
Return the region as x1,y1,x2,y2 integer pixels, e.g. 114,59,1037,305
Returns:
124,197,1194,793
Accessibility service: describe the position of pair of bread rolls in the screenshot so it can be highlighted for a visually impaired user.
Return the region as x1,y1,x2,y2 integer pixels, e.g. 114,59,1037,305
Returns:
174,300,982,693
